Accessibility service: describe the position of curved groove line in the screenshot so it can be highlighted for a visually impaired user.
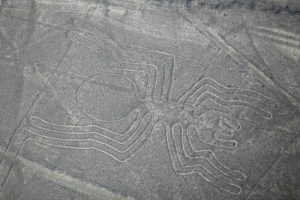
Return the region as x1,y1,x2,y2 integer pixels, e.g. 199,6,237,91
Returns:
188,84,274,108
249,25,300,42
178,77,274,106
21,115,154,162
126,45,176,101
172,126,242,195
168,124,242,195
250,31,300,48
250,25,300,40
195,91,273,119
68,31,160,100
195,99,272,128
71,18,175,101
28,113,142,143
178,124,245,181
195,23,300,111
26,114,152,152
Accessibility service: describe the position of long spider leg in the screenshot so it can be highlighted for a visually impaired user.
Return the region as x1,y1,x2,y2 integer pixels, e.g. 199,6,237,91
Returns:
114,117,155,161
164,123,185,173
178,77,276,109
172,124,243,195
164,123,242,195
121,53,165,102
176,124,243,179
185,125,246,181
165,123,213,179
67,30,161,100
27,110,143,143
25,113,152,152
194,92,272,119
124,46,175,102
155,51,174,102
71,18,175,101
20,115,154,162
194,99,267,127
119,48,175,102
186,85,273,110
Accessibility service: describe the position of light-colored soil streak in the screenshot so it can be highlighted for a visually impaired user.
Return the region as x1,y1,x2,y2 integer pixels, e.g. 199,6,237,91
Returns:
0,148,135,200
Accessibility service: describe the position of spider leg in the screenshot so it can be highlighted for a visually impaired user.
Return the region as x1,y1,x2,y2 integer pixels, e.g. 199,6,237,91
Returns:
27,114,151,151
68,30,158,100
27,109,143,143
194,98,267,130
177,124,245,180
178,77,276,114
17,113,154,162
195,101,242,128
122,47,175,102
184,125,245,181
194,92,272,119
164,123,243,195
69,18,175,101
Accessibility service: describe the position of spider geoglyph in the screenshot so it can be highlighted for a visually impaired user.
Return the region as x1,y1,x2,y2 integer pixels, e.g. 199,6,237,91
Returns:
17,18,278,195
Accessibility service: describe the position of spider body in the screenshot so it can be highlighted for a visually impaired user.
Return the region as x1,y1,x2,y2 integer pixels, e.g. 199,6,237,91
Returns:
144,99,193,125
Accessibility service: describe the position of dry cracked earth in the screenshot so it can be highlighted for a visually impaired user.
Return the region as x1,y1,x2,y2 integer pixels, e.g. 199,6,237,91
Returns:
0,0,300,200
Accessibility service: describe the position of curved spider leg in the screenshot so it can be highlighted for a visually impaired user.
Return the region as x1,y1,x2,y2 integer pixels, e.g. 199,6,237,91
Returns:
151,51,174,102
119,48,174,102
69,31,169,102
122,46,175,102
187,86,274,113
194,92,272,120
67,30,159,100
20,114,155,162
178,76,210,105
25,109,149,150
70,18,175,102
194,99,266,128
164,123,243,195
185,128,246,182
26,114,151,152
179,124,245,181
178,77,277,110
27,109,144,143
172,124,244,194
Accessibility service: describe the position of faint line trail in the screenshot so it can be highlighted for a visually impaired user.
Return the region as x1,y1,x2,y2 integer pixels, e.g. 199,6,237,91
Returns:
250,31,300,48
249,25,300,41
246,133,300,199
0,148,135,200
181,14,300,114
0,33,73,196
